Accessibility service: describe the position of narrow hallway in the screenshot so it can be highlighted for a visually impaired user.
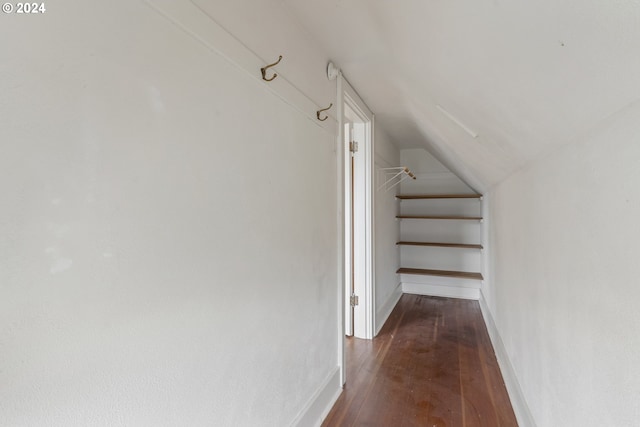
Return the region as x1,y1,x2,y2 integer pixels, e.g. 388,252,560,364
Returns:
323,295,517,426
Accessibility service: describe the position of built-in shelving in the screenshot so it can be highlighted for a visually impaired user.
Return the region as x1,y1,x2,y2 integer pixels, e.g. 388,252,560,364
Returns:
396,215,482,220
396,194,482,200
396,193,484,292
396,241,483,249
397,267,483,280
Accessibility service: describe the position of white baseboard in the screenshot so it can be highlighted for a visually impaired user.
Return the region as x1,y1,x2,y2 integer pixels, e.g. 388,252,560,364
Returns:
402,282,480,300
375,283,403,335
290,367,342,427
478,292,537,427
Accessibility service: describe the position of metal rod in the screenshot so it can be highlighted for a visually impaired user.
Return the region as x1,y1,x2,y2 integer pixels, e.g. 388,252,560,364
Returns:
377,167,417,191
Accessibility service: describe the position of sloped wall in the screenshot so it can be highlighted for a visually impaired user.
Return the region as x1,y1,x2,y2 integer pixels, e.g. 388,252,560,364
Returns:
400,148,476,195
484,101,640,426
0,1,340,426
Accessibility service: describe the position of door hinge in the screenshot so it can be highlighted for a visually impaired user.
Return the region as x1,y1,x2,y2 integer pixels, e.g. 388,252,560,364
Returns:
349,141,359,153
350,294,359,307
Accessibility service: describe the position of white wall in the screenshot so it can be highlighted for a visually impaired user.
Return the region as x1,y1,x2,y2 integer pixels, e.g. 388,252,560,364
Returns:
400,148,476,195
0,1,340,426
484,101,640,426
373,129,401,333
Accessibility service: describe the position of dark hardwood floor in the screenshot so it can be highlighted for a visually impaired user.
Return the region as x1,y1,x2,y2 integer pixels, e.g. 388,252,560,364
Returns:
322,294,518,427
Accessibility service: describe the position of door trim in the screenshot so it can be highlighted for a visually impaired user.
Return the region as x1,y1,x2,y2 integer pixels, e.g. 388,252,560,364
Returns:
338,73,375,384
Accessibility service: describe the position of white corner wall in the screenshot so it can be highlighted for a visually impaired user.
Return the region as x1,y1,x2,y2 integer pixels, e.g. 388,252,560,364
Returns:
483,101,640,426
0,1,341,426
400,148,476,195
374,129,402,334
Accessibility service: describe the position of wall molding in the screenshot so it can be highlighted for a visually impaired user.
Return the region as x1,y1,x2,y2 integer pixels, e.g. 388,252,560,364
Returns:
290,367,342,427
375,283,403,335
478,292,537,427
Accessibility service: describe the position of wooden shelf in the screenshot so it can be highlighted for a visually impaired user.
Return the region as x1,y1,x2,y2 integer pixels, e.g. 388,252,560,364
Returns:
397,241,483,249
397,194,482,200
396,215,482,220
397,268,483,280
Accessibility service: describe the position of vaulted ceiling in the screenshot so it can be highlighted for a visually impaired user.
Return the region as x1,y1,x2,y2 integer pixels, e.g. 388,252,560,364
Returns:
283,0,640,192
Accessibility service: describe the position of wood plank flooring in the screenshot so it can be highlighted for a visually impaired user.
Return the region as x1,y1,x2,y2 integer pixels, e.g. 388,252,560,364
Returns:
322,295,518,427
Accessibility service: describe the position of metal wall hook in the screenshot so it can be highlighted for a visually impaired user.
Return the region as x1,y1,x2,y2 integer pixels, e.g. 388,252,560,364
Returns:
261,55,282,82
316,103,333,121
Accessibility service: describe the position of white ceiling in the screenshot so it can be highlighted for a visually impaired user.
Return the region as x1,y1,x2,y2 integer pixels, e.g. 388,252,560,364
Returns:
282,0,640,191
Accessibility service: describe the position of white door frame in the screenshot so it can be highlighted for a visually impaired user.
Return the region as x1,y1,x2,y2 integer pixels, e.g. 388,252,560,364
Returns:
338,73,375,384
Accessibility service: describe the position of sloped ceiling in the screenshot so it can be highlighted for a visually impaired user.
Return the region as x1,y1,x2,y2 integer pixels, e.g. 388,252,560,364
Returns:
283,0,640,192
